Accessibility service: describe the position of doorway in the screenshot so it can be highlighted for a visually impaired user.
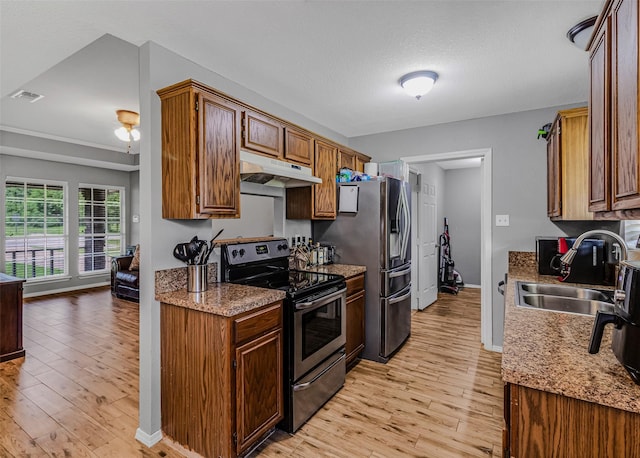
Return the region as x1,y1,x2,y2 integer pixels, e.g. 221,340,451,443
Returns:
404,149,494,350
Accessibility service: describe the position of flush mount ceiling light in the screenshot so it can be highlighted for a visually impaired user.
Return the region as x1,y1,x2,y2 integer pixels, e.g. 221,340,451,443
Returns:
567,16,598,51
399,70,439,100
114,110,140,143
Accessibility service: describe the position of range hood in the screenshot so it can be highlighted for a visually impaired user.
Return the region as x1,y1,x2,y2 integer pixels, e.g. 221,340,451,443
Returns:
240,150,322,188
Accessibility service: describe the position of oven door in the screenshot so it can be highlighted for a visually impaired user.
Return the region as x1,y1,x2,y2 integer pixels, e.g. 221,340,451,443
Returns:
293,288,346,380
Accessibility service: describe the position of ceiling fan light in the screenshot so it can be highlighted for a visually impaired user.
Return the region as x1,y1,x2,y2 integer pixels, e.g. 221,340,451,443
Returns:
130,128,141,141
400,70,439,100
114,126,131,142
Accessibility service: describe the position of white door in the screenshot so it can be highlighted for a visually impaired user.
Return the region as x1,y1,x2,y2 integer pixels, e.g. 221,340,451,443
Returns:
420,180,438,309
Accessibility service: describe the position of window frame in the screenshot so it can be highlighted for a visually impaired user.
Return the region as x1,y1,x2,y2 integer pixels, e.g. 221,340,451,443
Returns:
77,183,126,276
4,176,69,282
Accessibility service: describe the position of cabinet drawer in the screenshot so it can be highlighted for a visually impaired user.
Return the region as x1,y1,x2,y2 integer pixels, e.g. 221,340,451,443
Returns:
346,274,365,296
234,302,282,344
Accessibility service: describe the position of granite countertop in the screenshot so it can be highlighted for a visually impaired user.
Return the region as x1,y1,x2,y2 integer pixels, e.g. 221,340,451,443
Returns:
155,263,364,317
156,283,285,317
502,252,640,414
304,263,366,279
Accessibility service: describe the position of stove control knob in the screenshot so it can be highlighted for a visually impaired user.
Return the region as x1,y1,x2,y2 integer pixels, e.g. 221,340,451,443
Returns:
231,249,238,258
239,249,246,257
278,244,288,251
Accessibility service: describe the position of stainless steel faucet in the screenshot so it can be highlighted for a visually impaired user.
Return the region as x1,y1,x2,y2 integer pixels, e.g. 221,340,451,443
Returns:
559,229,628,265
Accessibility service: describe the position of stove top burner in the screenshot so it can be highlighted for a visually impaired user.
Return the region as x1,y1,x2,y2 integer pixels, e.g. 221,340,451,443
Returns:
221,238,345,299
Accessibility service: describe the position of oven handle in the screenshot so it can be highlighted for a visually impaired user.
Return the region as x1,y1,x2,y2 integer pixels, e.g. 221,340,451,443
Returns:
294,287,347,311
293,350,345,391
388,288,411,305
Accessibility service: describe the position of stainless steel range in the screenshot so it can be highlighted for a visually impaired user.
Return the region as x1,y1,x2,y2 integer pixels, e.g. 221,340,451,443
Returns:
221,238,347,433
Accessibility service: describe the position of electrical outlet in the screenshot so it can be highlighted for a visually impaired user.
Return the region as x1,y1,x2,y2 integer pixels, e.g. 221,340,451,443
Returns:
496,215,510,227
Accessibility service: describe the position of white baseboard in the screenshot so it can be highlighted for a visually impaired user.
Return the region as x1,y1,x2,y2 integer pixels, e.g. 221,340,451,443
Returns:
23,281,110,298
487,345,503,353
462,283,481,288
135,428,162,447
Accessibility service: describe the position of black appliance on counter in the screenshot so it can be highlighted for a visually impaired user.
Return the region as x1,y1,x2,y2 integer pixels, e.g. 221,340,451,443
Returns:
589,260,640,384
536,236,612,285
221,238,347,433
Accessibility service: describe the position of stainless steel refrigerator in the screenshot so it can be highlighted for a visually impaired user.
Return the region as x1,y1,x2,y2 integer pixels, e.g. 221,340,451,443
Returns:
313,177,411,363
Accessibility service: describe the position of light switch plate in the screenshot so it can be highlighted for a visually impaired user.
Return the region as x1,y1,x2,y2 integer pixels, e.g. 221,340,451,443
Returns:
496,214,510,227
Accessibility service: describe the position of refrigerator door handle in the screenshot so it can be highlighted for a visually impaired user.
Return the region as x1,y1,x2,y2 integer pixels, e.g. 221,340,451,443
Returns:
388,287,412,305
399,184,410,263
388,266,411,278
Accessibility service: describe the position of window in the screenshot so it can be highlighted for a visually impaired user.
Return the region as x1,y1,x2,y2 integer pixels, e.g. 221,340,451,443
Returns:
78,186,125,273
4,179,67,280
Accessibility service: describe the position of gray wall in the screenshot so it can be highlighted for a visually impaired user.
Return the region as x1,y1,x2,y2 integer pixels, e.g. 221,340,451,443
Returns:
0,154,132,295
349,104,619,348
443,167,481,286
129,170,140,244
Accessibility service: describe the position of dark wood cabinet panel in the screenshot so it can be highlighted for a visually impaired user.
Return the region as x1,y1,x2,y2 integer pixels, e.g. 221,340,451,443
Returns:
284,126,313,166
235,329,283,454
286,139,338,220
0,274,25,362
505,383,640,457
611,0,640,210
242,110,283,158
199,93,241,217
345,273,365,369
589,20,611,212
589,0,640,216
161,301,283,458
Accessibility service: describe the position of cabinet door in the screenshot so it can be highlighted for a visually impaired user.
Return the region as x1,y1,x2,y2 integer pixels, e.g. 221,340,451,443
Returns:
345,290,365,366
589,20,611,212
198,93,241,217
235,329,283,454
284,127,313,166
338,149,356,171
0,280,23,360
314,140,338,219
242,110,283,158
355,155,368,173
547,120,561,217
611,0,640,210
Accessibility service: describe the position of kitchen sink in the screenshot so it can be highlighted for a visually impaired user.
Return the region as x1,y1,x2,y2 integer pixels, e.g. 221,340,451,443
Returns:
515,281,614,316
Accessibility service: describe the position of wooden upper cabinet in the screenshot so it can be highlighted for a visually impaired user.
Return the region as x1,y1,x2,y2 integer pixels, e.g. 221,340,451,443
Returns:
338,148,356,171
547,107,593,220
313,140,338,218
242,109,283,158
157,80,240,219
286,138,338,220
284,126,314,166
611,0,640,210
588,0,640,216
355,153,370,173
589,18,611,212
199,93,241,217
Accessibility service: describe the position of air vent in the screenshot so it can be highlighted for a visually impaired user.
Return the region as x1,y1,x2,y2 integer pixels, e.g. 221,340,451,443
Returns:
10,90,45,103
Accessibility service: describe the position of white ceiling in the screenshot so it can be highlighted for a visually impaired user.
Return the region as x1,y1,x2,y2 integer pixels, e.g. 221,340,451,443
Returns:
0,0,603,154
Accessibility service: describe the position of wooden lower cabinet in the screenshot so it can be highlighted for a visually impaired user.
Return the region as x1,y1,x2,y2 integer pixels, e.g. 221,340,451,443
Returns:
161,301,283,457
345,273,365,369
0,273,26,362
504,382,640,457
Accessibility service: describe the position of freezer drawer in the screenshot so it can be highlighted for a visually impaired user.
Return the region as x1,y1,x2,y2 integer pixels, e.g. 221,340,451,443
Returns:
381,264,411,297
381,284,411,358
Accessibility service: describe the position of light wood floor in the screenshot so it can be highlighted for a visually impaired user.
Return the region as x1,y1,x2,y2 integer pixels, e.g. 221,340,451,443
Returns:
0,287,502,457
